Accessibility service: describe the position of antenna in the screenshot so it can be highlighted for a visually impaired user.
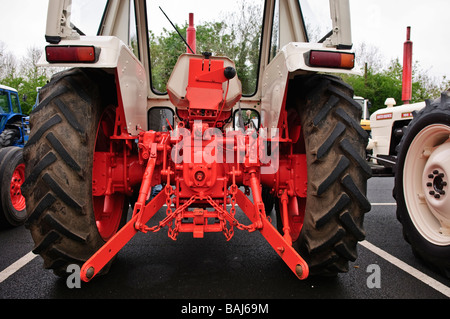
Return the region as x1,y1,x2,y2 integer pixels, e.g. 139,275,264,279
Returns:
159,7,195,54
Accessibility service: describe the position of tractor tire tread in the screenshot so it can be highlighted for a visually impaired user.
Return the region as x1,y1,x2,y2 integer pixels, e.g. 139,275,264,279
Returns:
23,68,115,277
289,74,370,276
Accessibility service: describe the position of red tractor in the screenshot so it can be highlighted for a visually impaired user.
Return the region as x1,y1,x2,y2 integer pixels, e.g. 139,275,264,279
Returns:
23,0,370,282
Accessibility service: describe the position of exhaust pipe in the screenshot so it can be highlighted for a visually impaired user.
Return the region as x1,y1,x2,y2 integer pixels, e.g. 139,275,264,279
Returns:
402,26,413,104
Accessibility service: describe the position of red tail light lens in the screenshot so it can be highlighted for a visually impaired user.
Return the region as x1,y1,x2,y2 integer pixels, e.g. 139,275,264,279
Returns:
307,50,355,69
46,46,100,63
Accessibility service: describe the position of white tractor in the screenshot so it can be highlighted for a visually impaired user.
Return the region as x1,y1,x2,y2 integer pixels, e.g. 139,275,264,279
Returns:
368,98,425,173
370,26,450,277
393,91,450,278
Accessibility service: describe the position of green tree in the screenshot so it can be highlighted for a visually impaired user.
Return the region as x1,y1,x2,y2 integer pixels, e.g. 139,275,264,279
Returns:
0,45,50,115
148,1,262,96
342,57,450,113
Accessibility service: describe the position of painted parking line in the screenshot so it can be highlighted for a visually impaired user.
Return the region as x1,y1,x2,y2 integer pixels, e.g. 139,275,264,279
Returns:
2,239,449,299
0,251,37,284
360,240,450,298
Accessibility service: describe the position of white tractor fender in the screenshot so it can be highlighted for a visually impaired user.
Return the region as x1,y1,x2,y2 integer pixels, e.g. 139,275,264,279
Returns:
261,42,360,130
38,36,148,135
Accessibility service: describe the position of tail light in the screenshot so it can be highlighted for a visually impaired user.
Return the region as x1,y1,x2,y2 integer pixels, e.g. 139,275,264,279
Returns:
306,50,355,69
45,45,100,63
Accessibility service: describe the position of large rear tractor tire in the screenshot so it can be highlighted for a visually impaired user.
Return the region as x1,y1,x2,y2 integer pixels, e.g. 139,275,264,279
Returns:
284,74,371,276
23,68,129,277
394,91,450,278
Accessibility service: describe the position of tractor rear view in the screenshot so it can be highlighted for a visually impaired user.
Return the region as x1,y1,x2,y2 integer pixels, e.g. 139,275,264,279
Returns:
23,0,370,282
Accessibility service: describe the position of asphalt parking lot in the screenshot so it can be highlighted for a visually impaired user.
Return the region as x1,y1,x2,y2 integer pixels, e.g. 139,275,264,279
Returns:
1,176,449,308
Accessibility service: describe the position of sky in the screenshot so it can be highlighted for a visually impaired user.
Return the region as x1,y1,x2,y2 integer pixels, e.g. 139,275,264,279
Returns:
0,0,449,81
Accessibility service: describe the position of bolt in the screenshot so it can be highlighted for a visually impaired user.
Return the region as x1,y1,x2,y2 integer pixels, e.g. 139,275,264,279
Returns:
427,182,432,187
195,171,205,181
433,170,439,175
429,174,434,179
295,265,303,278
429,191,435,196
435,194,441,199
85,267,95,279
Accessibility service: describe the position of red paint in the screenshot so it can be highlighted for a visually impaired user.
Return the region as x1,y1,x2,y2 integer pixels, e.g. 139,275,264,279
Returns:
402,26,413,104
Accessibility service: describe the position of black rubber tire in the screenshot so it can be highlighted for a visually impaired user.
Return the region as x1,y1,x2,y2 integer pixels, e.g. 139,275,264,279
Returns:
394,92,450,278
286,74,371,276
0,147,26,227
22,68,128,277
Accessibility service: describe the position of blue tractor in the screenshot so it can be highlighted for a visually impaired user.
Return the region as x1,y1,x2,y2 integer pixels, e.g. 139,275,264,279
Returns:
0,84,29,148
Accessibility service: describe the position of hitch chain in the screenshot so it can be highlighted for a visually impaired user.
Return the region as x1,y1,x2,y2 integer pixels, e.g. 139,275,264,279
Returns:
139,180,259,240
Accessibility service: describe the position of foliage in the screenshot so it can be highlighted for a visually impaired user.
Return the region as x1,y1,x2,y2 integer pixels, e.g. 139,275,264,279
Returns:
0,45,51,115
147,1,262,96
342,51,450,113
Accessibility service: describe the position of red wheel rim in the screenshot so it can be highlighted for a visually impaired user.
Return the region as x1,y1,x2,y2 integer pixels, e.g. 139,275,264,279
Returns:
10,163,26,211
93,106,126,241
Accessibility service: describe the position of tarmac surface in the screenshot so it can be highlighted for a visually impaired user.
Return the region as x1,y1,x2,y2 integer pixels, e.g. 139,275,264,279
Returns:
0,177,449,312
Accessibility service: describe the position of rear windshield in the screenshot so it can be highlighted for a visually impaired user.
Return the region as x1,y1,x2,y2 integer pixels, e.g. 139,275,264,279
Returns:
146,0,265,96
299,0,333,42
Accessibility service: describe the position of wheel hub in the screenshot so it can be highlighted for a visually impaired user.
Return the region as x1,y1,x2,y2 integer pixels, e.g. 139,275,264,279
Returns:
422,140,450,235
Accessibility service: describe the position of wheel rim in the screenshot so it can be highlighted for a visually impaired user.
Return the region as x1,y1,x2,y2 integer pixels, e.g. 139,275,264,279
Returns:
93,106,126,241
10,163,26,212
403,123,450,246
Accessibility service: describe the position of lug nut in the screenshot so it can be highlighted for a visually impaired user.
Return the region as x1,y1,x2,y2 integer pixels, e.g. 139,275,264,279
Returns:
429,191,435,196
435,194,441,199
